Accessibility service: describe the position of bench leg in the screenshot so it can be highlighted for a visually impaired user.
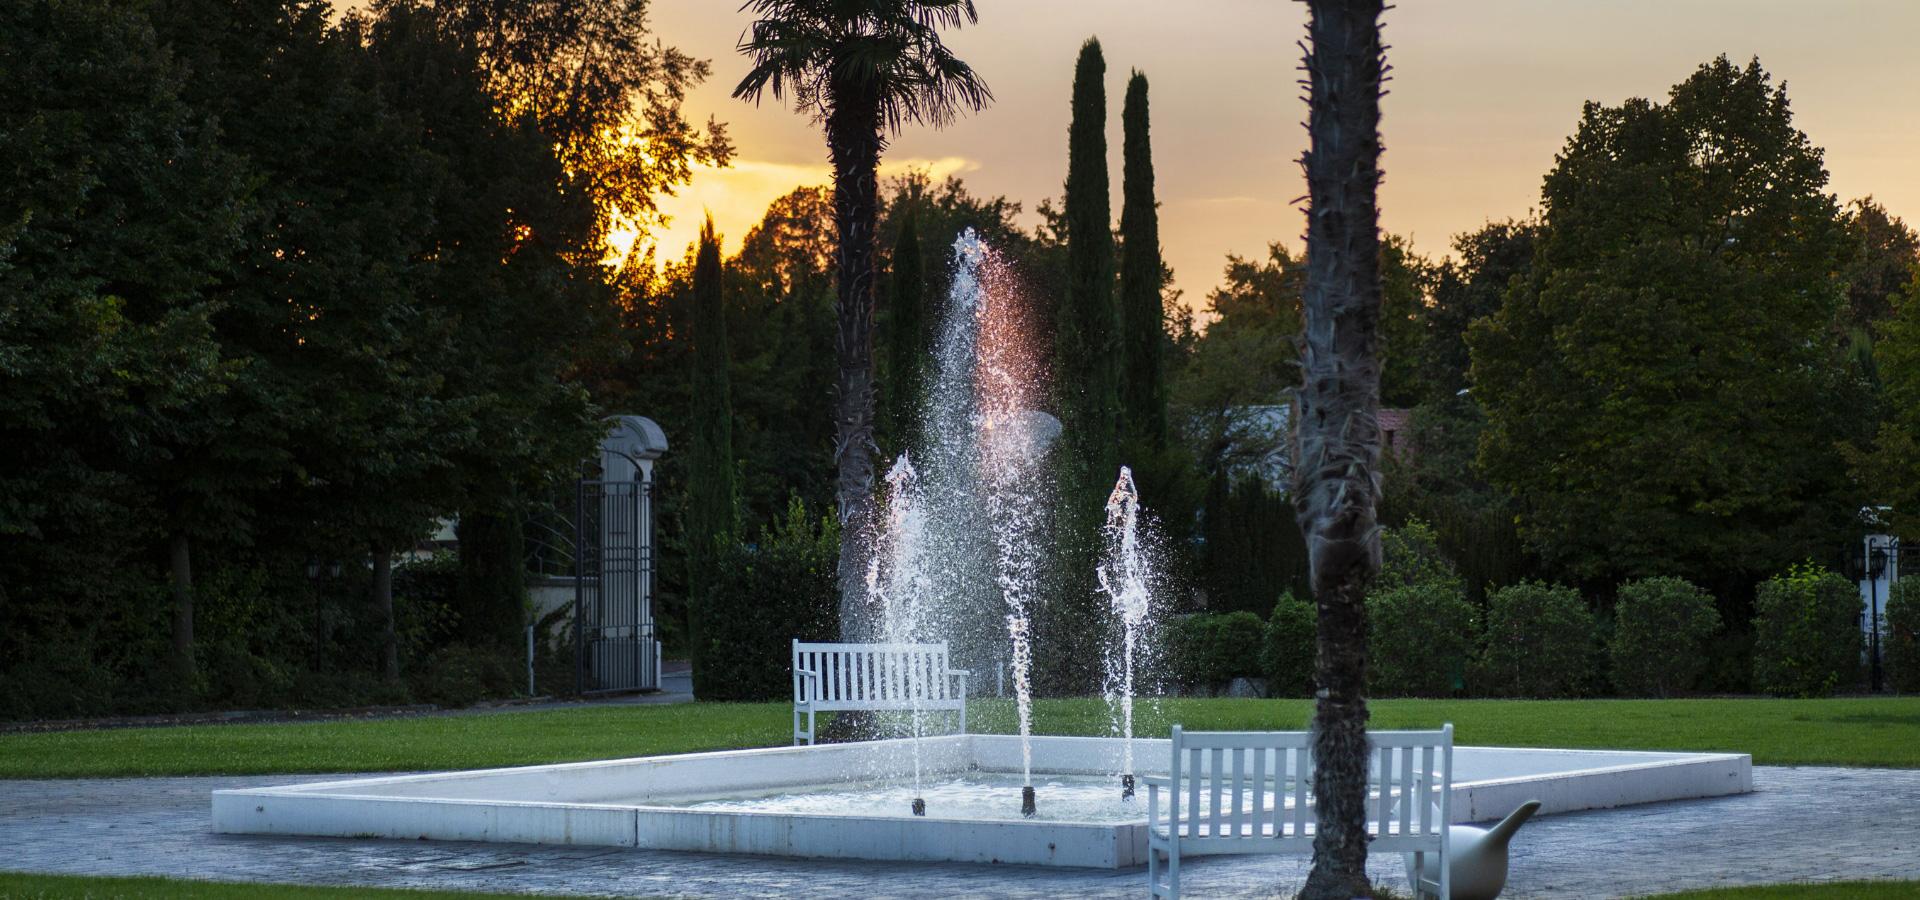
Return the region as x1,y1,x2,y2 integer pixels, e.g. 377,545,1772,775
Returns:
1166,841,1180,900
1147,844,1160,897
807,708,816,747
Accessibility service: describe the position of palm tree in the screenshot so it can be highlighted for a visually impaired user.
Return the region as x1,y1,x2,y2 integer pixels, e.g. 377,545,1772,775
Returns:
734,0,991,639
1292,0,1387,897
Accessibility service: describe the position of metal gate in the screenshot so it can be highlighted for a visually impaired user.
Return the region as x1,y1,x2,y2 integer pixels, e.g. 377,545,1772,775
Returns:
574,478,659,693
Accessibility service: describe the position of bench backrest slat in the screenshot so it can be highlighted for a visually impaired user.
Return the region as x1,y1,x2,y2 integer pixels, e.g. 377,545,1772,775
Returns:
1164,724,1452,850
793,641,958,708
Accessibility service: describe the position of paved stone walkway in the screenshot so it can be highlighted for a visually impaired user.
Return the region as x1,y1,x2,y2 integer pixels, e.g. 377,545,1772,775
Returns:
2,767,1915,898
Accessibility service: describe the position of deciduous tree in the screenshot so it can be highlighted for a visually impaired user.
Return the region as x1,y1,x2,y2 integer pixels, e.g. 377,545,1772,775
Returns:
1471,57,1853,592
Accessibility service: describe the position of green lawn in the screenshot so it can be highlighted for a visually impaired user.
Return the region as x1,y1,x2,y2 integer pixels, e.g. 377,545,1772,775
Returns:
1,696,1916,779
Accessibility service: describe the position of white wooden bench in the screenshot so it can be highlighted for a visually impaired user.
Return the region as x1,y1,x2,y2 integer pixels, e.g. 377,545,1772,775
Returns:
1146,724,1454,900
791,640,969,745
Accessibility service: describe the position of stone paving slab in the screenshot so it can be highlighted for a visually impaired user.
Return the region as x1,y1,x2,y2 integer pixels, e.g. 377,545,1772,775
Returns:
1,767,1915,898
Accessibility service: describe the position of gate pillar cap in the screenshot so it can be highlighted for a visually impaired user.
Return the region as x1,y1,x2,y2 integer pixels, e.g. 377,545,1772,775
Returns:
603,415,668,463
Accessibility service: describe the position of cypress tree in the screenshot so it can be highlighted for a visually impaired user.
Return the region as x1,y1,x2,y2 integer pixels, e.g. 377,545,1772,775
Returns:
1059,37,1119,493
1034,37,1121,695
1119,70,1167,452
883,210,926,454
686,217,738,695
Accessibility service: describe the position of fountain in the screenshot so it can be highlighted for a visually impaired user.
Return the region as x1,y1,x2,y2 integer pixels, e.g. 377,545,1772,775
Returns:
865,455,931,814
1098,466,1156,800
211,230,1758,868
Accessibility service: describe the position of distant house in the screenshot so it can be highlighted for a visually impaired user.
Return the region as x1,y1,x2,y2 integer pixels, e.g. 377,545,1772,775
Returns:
1379,407,1414,462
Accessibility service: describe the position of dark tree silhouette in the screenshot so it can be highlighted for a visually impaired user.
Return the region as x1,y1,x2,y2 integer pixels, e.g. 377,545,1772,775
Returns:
1058,37,1119,502
1119,69,1167,453
883,209,926,454
734,0,992,637
1293,0,1388,896
686,218,739,693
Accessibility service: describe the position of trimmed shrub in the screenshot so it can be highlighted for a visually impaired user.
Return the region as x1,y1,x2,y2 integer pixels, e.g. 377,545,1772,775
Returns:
1174,611,1266,687
1474,581,1596,698
692,498,840,701
1888,579,1920,694
1377,519,1462,592
1752,564,1862,698
1262,594,1317,697
1370,581,1475,697
1610,576,1721,697
413,643,517,708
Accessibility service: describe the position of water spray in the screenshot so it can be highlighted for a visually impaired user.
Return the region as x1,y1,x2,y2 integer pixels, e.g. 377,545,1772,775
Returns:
869,454,931,815
1099,466,1154,801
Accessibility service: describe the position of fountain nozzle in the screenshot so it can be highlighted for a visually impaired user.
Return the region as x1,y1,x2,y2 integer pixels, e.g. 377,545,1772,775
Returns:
911,797,926,817
1021,785,1036,818
1121,774,1135,800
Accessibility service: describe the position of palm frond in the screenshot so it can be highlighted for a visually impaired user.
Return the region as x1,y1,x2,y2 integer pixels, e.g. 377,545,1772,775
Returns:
733,0,991,132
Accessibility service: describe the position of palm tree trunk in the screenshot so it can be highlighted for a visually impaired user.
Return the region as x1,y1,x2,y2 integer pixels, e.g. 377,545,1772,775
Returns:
1294,1,1387,897
827,97,882,642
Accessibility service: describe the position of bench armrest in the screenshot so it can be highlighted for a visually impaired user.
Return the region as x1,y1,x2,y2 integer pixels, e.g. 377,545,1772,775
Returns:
794,667,820,701
1144,776,1170,828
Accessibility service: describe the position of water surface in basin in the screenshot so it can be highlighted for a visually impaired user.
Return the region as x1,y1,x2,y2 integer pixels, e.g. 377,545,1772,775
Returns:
665,773,1148,823
658,771,1304,823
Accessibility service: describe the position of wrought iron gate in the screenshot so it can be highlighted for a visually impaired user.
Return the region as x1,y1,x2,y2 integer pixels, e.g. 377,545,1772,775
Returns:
574,478,658,693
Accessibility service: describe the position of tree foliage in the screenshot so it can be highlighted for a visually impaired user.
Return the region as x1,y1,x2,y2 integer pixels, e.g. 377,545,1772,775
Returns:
1473,57,1854,591
1,0,719,716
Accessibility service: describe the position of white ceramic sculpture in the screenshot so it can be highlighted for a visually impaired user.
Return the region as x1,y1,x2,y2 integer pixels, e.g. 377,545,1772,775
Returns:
1405,799,1540,900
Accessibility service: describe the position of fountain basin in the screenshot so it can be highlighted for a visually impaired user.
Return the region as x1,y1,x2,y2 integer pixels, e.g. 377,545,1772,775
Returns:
212,735,1750,868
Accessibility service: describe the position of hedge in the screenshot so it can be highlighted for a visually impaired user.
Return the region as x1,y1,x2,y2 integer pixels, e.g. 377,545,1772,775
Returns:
1889,579,1920,694
1610,576,1721,697
1752,564,1861,698
1474,581,1596,698
1173,611,1266,686
691,499,839,701
1262,594,1317,696
1369,580,1474,697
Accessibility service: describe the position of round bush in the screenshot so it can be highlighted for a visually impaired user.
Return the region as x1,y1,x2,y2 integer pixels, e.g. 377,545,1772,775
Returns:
1752,564,1862,698
1879,578,1918,694
1378,519,1461,592
1474,581,1596,698
1262,594,1317,697
1370,581,1475,697
1173,611,1266,687
1610,576,1722,697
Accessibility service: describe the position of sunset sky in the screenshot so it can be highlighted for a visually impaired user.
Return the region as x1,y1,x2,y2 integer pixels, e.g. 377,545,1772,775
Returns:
643,0,1920,310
